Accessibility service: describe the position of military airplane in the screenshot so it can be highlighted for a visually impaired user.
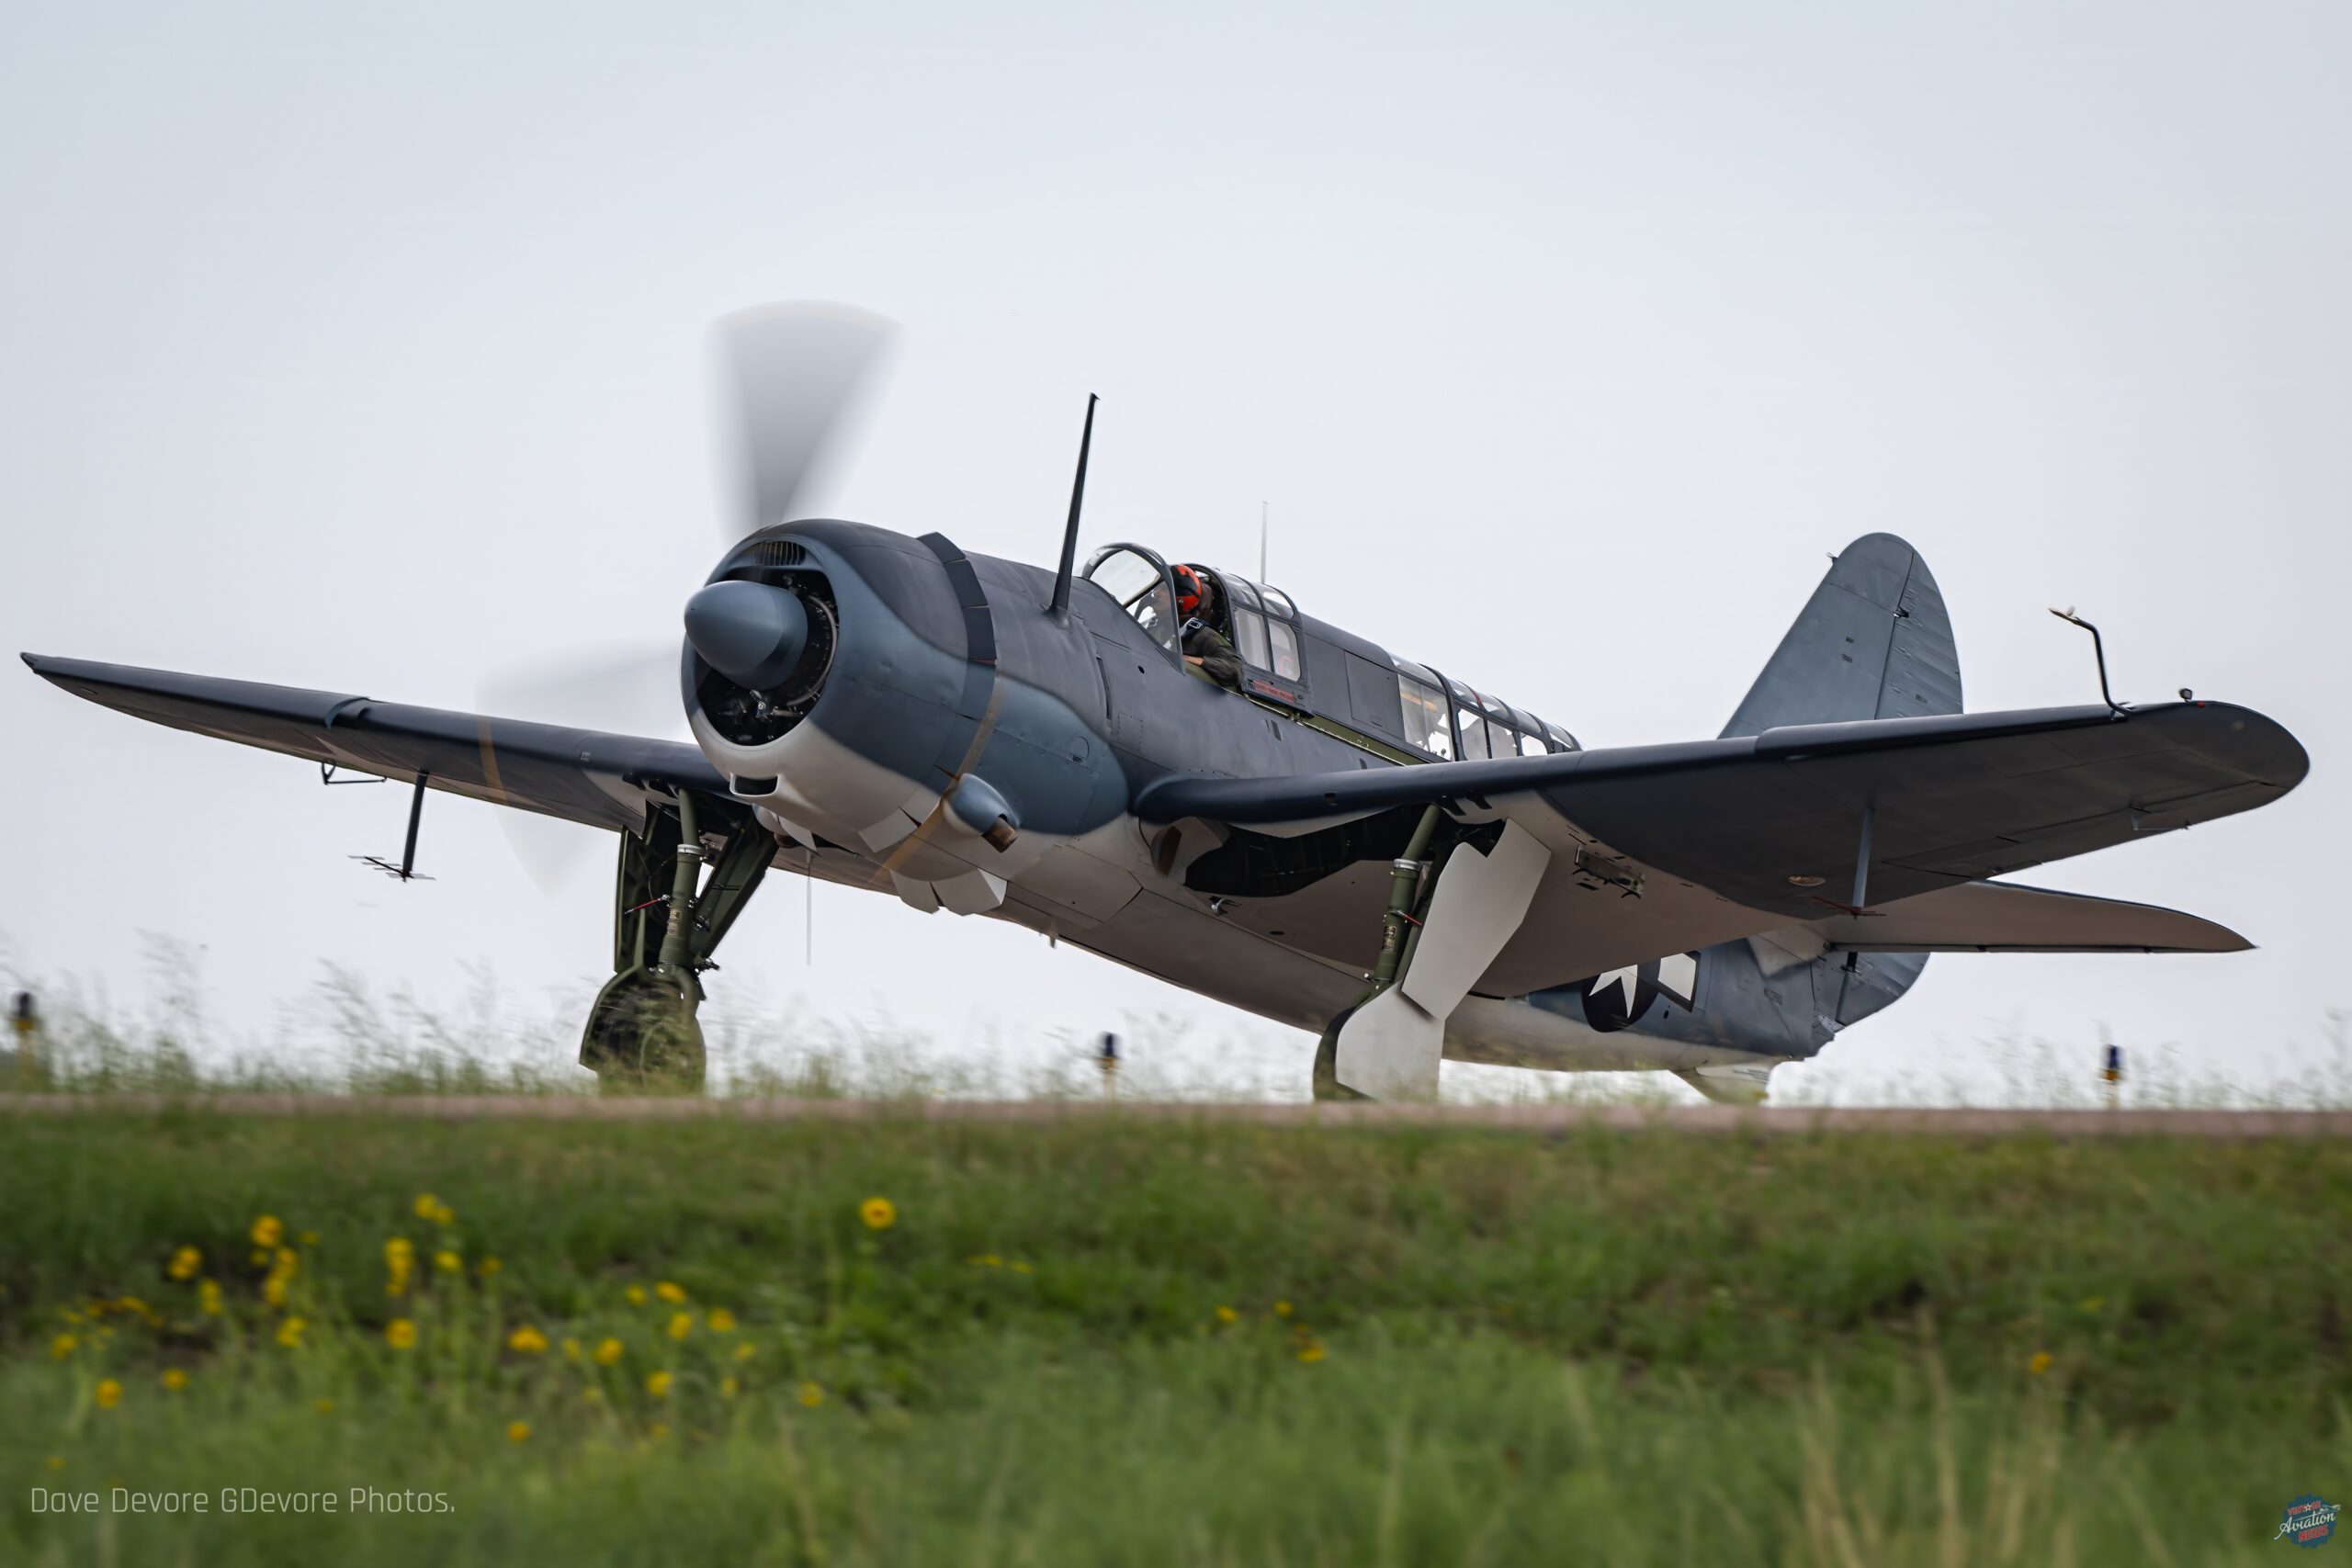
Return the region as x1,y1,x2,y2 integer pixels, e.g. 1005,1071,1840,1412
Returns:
21,302,2312,1101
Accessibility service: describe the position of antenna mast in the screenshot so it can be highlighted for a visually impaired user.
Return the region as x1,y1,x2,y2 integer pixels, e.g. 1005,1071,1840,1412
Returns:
1046,395,1099,620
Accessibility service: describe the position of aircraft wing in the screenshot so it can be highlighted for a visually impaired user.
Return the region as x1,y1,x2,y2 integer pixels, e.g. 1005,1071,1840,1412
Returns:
1139,699,2306,993
22,653,726,833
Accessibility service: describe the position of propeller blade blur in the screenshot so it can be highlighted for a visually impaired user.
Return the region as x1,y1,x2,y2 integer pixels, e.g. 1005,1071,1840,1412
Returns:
712,300,898,542
475,641,685,896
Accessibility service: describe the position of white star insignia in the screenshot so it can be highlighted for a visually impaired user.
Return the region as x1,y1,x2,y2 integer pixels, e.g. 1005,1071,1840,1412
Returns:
1592,965,1640,1013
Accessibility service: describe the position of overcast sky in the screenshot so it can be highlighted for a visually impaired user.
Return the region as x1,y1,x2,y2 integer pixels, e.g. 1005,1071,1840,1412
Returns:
4,1,2346,1102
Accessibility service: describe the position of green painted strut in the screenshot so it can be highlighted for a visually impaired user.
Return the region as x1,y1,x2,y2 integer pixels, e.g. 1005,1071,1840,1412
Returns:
1372,804,1443,987
654,790,702,995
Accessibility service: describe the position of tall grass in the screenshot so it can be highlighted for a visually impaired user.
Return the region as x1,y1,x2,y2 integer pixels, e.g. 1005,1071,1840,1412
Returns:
4,1111,2347,1563
6,935,2351,1108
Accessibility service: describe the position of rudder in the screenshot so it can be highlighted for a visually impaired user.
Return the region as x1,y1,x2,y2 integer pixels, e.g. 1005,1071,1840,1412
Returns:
1720,534,1961,738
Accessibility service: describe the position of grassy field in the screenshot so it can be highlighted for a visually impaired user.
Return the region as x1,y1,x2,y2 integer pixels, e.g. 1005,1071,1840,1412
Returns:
3,1108,2348,1564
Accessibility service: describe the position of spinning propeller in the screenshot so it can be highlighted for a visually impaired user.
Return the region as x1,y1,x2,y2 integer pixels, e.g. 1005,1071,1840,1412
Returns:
477,302,899,896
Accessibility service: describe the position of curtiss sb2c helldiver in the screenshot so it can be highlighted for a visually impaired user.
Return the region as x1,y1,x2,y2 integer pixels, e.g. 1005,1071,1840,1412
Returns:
21,302,2312,1101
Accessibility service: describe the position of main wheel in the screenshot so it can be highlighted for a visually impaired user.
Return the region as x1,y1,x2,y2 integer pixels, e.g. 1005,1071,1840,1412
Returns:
582,972,707,1093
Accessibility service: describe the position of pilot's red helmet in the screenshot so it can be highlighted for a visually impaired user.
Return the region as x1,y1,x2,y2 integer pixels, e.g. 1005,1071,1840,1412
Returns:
1172,565,1204,616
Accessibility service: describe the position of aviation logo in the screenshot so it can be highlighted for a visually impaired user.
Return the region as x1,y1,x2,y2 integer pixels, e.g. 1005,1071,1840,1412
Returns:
2278,1495,2339,1548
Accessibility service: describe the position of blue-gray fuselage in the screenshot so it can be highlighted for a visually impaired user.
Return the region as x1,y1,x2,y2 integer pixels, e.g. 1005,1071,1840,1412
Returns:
682,519,1862,1079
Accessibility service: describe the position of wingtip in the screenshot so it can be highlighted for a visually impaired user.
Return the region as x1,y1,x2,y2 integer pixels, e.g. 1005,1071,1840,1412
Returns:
2198,922,2256,955
2134,697,2311,795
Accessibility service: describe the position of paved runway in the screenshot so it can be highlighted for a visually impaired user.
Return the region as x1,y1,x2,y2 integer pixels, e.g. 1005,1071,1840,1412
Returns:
1,1094,2346,1137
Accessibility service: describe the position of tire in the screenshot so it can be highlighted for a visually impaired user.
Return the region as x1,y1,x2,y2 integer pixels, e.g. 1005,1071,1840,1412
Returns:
582,973,707,1093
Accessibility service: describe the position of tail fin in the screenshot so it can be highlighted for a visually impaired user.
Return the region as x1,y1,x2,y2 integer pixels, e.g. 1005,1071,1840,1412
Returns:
1721,534,1961,738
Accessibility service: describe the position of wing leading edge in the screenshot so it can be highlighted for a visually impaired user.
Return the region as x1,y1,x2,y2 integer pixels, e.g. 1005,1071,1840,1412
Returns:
22,653,725,833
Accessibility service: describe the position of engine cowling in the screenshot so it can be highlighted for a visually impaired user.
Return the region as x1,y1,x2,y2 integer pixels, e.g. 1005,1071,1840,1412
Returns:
683,525,972,856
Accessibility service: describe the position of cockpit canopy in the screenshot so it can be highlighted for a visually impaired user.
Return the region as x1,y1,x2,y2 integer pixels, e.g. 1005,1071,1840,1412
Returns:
1081,544,1578,762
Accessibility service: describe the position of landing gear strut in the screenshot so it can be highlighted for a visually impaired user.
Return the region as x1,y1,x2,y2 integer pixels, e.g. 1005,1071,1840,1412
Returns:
1313,806,1442,1103
1313,810,1552,1102
581,790,774,1092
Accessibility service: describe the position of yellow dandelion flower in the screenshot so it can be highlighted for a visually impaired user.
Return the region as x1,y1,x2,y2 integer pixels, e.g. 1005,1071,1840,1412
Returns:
508,1325,549,1355
645,1371,673,1399
272,1247,299,1278
561,1337,582,1362
2080,1295,2105,1313
968,1254,1001,1268
115,1295,150,1315
2028,1350,2053,1376
476,1258,501,1277
797,1381,824,1408
299,1231,320,1247
707,1309,737,1334
583,1387,604,1404
413,1193,439,1220
314,1399,335,1415
1296,1341,1327,1365
385,1237,414,1265
434,1250,461,1273
251,1215,284,1248
45,1456,64,1472
162,1369,188,1392
1273,1300,1294,1317
647,1421,669,1440
385,1318,417,1349
167,1247,202,1281
432,1203,455,1227
50,1333,78,1359
625,1285,647,1305
95,1379,123,1410
198,1280,221,1316
594,1337,624,1367
720,1375,740,1400
666,1312,693,1342
859,1196,897,1230
249,1249,268,1267
62,1308,84,1325
1010,1260,1032,1274
731,1342,756,1363
1214,1305,1238,1325
277,1315,307,1348
655,1281,686,1304
262,1277,287,1308
506,1420,531,1445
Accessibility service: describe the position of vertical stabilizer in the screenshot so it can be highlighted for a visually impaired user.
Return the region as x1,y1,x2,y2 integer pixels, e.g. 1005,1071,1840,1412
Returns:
1720,534,1961,738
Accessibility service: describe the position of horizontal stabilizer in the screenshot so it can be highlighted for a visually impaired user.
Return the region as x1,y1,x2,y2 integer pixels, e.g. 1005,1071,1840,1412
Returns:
1806,879,2249,954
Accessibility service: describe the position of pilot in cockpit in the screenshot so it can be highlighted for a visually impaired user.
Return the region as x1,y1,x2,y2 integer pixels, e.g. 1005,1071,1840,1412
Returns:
1172,565,1243,691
